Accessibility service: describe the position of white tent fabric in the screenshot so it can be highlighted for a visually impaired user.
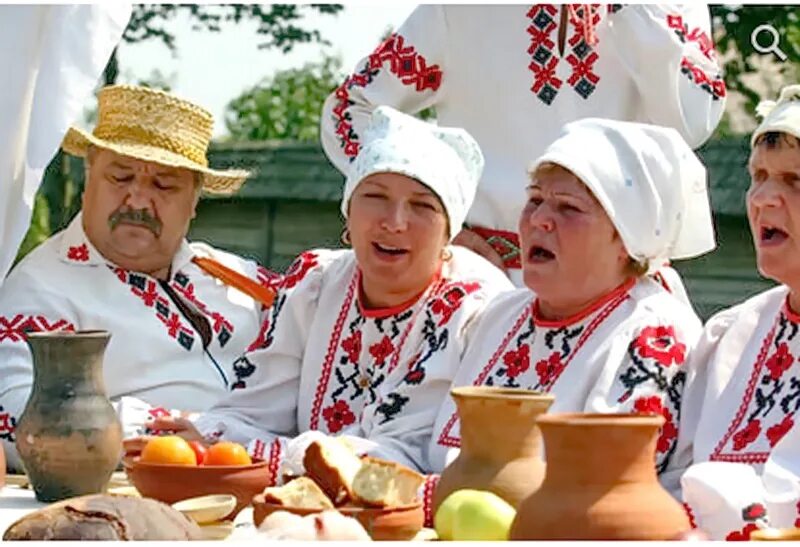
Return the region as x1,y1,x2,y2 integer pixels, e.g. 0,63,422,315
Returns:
0,4,131,282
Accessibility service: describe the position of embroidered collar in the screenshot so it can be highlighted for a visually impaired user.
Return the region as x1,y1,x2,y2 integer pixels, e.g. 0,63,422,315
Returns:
59,211,196,275
355,265,443,319
532,277,636,328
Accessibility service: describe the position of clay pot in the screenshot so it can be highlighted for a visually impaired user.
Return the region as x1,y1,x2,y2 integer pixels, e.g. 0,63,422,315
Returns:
125,458,273,519
15,330,122,502
433,386,554,512
510,413,690,540
251,495,424,541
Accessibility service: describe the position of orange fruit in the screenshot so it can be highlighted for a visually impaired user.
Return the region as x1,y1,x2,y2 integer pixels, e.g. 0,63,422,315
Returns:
140,435,197,466
204,441,252,466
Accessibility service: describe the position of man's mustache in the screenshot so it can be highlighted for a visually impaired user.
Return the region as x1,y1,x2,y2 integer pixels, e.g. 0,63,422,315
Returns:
108,208,162,236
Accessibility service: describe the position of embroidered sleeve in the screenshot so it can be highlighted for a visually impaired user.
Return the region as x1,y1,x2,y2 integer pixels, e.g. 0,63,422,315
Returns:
194,250,333,445
0,274,78,471
606,4,725,148
585,317,696,476
320,5,446,174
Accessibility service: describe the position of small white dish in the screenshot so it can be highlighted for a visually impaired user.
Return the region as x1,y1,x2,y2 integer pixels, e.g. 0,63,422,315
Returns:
172,494,237,524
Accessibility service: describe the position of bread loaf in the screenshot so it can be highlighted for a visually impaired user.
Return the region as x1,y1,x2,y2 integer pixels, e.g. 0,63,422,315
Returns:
2,494,202,540
351,457,425,507
303,439,363,505
261,476,334,510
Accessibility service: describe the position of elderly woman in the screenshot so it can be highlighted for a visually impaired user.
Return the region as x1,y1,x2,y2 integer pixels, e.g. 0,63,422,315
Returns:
125,106,512,486
428,118,716,479
668,85,800,540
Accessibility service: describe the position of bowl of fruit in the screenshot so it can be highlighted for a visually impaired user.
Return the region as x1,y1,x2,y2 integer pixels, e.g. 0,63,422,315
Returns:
124,436,270,519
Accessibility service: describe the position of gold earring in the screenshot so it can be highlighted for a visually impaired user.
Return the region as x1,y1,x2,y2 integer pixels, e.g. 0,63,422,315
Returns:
441,247,453,261
340,228,351,246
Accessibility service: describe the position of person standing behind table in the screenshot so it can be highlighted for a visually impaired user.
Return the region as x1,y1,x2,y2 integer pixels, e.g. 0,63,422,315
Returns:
0,5,130,283
320,4,725,293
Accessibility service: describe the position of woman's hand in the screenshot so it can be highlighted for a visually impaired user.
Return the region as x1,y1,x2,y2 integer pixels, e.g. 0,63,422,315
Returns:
122,417,205,460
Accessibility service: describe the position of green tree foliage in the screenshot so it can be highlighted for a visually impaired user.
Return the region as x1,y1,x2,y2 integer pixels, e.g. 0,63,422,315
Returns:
225,55,343,142
711,5,800,115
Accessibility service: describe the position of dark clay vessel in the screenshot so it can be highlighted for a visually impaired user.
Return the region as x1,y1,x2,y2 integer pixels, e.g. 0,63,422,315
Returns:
15,330,122,502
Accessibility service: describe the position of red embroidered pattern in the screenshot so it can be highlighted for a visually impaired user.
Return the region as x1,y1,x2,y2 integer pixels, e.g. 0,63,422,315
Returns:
322,400,357,433
711,307,800,463
632,325,686,367
680,57,726,100
634,396,678,453
682,503,697,529
0,314,75,343
147,407,170,419
0,409,15,440
666,13,717,62
726,523,759,541
111,267,195,351
267,438,282,487
309,274,358,430
428,282,480,327
280,252,319,290
66,243,90,262
422,474,440,528
437,289,629,447
332,34,443,159
527,5,562,104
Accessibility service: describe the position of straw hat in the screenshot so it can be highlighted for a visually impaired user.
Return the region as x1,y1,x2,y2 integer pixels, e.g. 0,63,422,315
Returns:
62,85,249,195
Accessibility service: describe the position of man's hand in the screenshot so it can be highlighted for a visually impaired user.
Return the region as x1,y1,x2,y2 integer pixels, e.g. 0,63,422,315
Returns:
452,228,507,273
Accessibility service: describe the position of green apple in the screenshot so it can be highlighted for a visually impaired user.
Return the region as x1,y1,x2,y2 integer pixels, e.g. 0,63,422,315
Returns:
435,489,516,541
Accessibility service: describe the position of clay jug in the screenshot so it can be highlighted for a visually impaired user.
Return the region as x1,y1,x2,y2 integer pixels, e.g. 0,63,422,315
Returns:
510,413,690,540
433,386,554,512
16,330,122,502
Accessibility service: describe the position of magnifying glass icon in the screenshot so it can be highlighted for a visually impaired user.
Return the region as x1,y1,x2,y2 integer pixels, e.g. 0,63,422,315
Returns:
751,24,788,61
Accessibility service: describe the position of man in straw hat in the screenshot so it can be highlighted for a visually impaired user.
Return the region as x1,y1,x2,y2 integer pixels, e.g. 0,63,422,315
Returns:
0,85,278,471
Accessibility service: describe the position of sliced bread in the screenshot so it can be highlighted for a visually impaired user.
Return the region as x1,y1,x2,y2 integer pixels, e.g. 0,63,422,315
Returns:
351,457,425,507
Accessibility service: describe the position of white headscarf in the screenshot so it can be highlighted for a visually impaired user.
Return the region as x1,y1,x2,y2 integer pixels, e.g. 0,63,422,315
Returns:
529,118,716,274
341,106,484,240
751,84,800,146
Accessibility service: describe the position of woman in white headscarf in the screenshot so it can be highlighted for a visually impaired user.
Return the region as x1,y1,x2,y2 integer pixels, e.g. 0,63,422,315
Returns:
123,107,512,494
669,85,800,540
429,118,716,480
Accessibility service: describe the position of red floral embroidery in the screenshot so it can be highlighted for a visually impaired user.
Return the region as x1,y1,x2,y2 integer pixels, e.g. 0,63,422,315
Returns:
765,342,794,380
503,345,531,379
726,523,759,541
341,331,362,364
66,243,90,262
633,396,677,453
0,412,14,435
429,282,480,326
535,351,564,386
732,420,762,451
369,335,395,365
632,325,686,366
743,503,767,521
766,414,794,447
322,400,356,433
633,395,663,415
332,33,442,159
281,252,318,290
